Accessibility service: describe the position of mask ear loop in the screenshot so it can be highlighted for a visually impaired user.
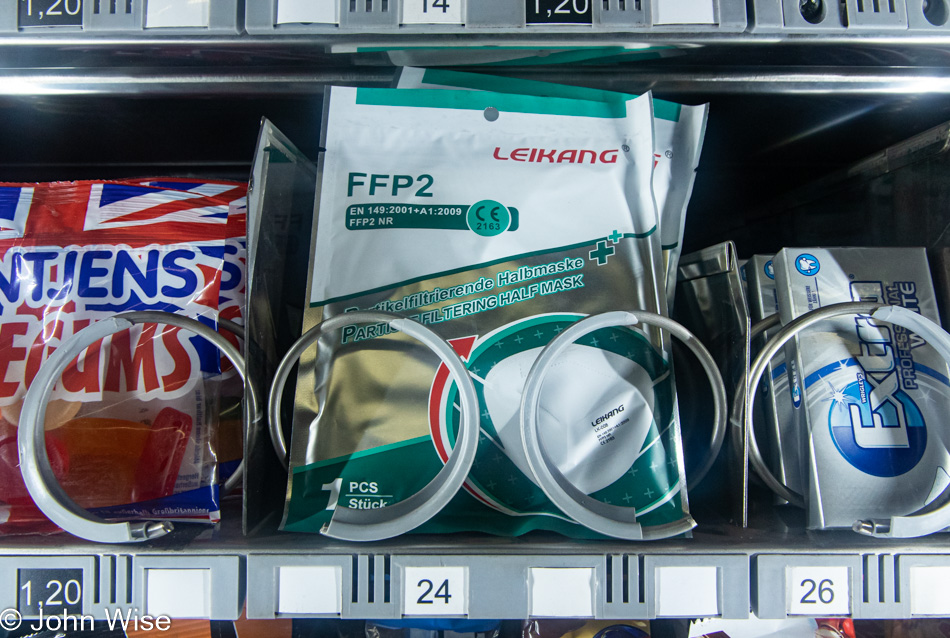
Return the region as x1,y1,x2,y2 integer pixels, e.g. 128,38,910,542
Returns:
519,310,726,540
18,311,250,544
267,310,479,542
743,302,950,538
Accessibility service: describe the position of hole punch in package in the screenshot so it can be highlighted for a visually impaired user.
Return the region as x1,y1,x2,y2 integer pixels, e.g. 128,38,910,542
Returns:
0,179,244,533
394,67,709,306
280,86,693,538
772,247,950,530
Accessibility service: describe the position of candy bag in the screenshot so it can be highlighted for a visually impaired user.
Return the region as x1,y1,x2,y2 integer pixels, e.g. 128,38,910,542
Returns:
0,180,238,531
125,178,248,488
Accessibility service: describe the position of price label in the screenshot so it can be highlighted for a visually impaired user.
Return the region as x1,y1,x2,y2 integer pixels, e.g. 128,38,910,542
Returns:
18,0,83,28
526,0,593,24
402,0,463,23
146,569,211,618
278,566,342,615
277,0,338,24
17,569,84,616
403,567,468,616
529,567,594,618
145,0,210,28
786,567,850,616
910,566,950,615
655,566,720,617
654,0,716,23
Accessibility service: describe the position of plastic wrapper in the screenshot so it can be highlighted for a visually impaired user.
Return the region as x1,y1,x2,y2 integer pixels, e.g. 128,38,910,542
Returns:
526,620,651,638
773,247,950,530
744,254,805,502
690,617,840,638
394,67,708,306
0,179,244,533
127,178,248,487
282,86,690,537
368,619,502,638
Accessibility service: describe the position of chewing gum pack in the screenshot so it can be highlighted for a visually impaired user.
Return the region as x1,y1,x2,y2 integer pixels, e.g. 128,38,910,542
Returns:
773,247,950,529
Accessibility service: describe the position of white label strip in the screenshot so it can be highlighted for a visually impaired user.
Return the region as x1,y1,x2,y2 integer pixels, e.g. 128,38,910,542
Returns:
145,568,211,618
529,567,594,618
403,567,468,616
656,566,720,617
402,0,464,23
145,0,211,28
277,0,339,24
653,0,716,24
278,566,343,615
910,566,950,615
786,566,850,616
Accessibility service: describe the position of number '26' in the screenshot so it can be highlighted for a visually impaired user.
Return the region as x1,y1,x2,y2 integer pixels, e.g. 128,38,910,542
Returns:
800,578,834,604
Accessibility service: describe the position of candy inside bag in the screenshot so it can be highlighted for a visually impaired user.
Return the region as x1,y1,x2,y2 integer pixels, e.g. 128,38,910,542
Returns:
125,179,249,489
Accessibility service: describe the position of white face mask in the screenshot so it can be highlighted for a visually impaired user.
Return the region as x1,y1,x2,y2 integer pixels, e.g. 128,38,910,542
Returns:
484,344,655,495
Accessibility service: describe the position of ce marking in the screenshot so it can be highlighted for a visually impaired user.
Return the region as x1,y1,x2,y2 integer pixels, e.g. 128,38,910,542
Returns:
473,204,502,223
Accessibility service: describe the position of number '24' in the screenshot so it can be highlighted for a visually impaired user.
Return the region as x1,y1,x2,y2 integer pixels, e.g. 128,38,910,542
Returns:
417,579,452,604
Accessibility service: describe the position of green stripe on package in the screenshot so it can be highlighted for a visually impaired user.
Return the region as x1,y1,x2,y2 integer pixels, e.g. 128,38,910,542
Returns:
395,67,709,306
281,86,691,538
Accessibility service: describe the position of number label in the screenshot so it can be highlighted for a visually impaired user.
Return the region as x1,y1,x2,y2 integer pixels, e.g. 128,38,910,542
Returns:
277,566,343,615
17,569,84,615
403,567,467,616
529,567,594,618
655,566,720,617
145,0,211,28
276,0,339,24
910,566,950,615
787,567,849,615
18,0,83,27
402,0,463,23
526,0,592,24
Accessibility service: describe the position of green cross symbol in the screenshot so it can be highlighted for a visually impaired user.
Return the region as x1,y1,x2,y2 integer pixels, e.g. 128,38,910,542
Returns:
608,230,623,244
589,240,615,265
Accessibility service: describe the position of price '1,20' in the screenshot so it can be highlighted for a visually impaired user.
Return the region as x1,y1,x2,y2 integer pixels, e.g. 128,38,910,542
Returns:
526,0,593,24
19,0,84,27
17,568,85,615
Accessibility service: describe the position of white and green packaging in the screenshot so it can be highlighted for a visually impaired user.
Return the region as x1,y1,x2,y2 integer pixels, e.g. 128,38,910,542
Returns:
280,86,692,537
395,67,709,305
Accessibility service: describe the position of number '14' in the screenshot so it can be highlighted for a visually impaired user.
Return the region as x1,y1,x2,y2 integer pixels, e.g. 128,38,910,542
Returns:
422,0,450,12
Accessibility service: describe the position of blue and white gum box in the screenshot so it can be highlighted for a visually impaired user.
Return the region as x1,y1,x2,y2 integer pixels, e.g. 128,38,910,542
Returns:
772,247,950,531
